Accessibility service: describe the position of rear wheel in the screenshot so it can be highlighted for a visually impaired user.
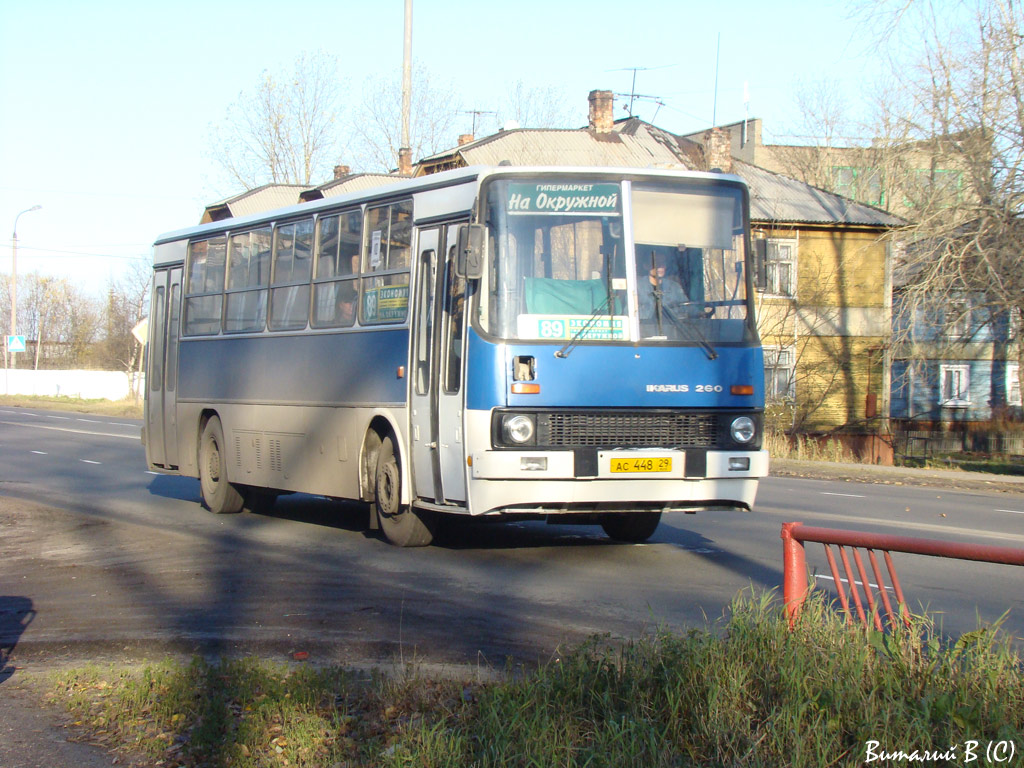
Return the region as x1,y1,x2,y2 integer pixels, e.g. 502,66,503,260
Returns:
601,511,661,543
198,416,244,514
374,436,434,547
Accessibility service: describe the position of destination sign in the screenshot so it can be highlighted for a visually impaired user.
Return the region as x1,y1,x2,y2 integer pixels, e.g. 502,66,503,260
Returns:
518,314,627,341
507,183,620,216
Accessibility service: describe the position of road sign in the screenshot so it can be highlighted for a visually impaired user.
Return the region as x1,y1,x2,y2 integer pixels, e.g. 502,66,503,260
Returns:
6,335,25,353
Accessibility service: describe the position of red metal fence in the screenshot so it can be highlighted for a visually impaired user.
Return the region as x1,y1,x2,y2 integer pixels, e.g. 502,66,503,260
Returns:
781,522,1024,630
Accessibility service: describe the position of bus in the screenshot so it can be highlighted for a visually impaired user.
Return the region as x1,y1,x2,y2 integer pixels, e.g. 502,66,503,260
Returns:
143,165,768,547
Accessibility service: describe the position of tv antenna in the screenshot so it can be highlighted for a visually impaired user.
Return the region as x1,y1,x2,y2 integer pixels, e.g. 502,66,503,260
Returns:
607,64,675,117
460,109,497,135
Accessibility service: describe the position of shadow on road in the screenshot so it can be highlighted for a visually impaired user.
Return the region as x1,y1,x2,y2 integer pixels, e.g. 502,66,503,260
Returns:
0,596,35,684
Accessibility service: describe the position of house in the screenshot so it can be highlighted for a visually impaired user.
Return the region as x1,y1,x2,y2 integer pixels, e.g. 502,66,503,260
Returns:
418,91,903,449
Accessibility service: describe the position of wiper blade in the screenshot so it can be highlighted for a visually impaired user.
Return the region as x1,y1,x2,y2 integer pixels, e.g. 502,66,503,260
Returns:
662,306,718,360
554,295,612,359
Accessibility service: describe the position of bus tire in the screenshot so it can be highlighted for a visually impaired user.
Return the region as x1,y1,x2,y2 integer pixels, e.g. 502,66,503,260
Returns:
601,511,661,543
374,436,434,547
198,416,244,515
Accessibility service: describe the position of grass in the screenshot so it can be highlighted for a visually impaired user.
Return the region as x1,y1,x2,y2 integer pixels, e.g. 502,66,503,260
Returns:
0,393,143,419
763,429,857,463
48,591,1024,768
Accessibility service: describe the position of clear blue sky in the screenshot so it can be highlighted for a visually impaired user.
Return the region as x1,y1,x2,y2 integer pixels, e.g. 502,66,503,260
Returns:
0,0,874,297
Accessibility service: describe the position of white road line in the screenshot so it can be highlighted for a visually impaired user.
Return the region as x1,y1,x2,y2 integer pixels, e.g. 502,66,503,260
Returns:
80,459,102,465
30,450,47,455
76,418,102,423
821,492,866,498
815,574,893,592
0,420,138,440
43,414,71,420
996,509,1024,515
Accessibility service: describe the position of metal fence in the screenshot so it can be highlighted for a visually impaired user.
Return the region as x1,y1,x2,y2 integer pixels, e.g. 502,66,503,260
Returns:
781,522,1024,631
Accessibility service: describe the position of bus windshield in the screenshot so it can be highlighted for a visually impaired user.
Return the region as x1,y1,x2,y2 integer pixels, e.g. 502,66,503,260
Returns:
478,178,754,345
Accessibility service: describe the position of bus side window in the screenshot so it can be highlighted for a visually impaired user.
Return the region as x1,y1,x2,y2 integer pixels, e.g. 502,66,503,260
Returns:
312,210,361,328
361,201,411,324
183,237,227,336
269,218,313,331
224,227,271,333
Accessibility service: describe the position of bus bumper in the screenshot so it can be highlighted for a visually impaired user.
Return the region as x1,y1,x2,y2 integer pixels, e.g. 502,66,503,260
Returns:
466,449,769,515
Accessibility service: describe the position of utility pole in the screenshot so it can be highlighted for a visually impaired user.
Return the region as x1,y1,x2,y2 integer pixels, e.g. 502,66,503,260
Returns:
399,0,413,175
10,205,41,370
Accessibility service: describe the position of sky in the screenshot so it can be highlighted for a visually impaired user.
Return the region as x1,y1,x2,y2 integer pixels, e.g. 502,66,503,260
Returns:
0,0,880,298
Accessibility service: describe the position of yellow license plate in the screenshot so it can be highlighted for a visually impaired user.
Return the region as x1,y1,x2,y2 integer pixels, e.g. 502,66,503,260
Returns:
609,457,673,473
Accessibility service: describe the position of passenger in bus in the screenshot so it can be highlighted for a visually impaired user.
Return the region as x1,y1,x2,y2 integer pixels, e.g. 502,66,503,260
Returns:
637,249,695,332
335,281,358,325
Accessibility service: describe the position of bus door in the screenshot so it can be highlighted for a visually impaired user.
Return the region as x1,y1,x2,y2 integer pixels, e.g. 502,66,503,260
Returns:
146,266,182,468
410,225,467,505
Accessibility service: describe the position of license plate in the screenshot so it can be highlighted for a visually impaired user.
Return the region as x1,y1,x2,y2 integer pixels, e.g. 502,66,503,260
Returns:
609,456,673,473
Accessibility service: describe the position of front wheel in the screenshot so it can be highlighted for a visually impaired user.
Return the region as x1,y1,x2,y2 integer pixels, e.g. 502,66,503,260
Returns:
601,511,661,543
198,416,244,514
374,436,435,547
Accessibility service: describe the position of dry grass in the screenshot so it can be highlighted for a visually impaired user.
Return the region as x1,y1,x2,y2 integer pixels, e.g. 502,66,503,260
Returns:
0,394,142,419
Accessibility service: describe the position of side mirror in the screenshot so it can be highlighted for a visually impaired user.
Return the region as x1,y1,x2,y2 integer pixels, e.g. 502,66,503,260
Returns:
456,224,485,279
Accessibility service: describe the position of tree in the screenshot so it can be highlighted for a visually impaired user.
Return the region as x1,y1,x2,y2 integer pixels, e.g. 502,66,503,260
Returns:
863,0,1024,408
207,52,348,189
1,273,98,369
495,80,583,131
349,66,463,173
93,263,150,396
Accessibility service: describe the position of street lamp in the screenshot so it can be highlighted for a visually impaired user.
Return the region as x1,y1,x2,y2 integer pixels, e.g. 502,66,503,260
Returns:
10,204,42,370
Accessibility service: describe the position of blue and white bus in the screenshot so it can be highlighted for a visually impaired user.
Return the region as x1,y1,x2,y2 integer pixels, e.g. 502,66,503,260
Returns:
143,165,768,546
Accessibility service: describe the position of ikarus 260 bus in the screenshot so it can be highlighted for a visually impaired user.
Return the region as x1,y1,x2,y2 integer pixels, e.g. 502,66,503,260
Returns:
143,165,769,546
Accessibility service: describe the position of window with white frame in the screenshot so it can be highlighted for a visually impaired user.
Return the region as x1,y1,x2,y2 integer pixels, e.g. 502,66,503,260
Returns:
939,364,970,407
944,298,971,339
1008,363,1021,407
764,346,796,401
765,239,796,297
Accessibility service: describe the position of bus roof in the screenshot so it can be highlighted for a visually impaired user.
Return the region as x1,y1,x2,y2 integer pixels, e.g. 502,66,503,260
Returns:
153,165,747,248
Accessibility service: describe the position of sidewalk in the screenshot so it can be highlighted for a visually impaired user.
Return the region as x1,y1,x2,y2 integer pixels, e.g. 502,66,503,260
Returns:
0,674,114,768
771,456,1024,495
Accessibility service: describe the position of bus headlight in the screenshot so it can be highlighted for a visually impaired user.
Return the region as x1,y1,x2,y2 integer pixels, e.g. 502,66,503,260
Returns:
502,414,536,445
730,416,756,444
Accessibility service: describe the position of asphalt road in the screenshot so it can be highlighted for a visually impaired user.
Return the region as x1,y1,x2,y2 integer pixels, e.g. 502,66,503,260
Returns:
2,405,1023,673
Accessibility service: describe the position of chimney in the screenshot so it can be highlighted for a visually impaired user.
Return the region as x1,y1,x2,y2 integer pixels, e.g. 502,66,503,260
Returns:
588,89,614,133
703,127,733,173
333,164,351,180
398,147,413,176
458,133,475,146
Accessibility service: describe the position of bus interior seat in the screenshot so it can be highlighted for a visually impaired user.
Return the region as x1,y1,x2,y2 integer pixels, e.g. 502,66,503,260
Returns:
524,277,622,315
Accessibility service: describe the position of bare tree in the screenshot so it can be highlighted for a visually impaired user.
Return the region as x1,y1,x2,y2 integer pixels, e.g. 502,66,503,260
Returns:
208,52,348,189
868,0,1024,398
350,66,463,172
1,273,99,369
94,263,151,395
495,80,583,131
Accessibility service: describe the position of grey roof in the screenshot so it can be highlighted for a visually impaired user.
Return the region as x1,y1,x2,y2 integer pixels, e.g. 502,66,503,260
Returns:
301,173,406,201
738,161,905,228
420,126,699,171
201,184,310,223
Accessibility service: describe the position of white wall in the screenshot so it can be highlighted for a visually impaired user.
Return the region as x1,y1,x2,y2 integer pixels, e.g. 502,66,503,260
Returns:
1,369,144,401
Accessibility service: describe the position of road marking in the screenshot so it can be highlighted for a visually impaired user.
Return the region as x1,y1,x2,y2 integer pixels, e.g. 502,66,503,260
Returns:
815,574,893,592
43,414,71,420
996,509,1024,515
31,450,47,455
76,418,102,423
80,459,102,465
821,492,866,498
0,420,138,440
